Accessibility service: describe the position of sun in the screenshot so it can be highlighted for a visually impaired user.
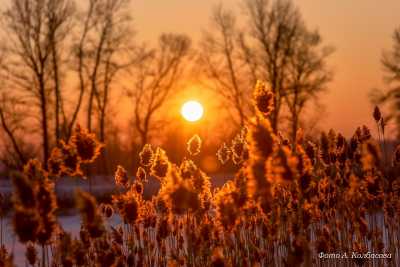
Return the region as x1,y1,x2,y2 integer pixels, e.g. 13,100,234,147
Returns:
181,100,204,122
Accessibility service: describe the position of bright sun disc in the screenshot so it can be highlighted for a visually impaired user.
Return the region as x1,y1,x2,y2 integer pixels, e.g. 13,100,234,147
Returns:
181,100,204,122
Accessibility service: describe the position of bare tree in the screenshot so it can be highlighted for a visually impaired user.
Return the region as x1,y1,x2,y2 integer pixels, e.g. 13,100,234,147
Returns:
0,0,74,167
198,5,251,127
243,0,303,132
284,29,333,144
78,0,134,142
46,0,75,143
372,27,400,138
128,33,191,146
0,94,29,168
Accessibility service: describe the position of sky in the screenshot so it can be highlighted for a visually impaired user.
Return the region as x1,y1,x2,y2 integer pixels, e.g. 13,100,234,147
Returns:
132,0,400,137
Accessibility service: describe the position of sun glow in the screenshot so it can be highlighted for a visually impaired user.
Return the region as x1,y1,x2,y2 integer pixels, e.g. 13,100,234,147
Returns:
181,100,204,122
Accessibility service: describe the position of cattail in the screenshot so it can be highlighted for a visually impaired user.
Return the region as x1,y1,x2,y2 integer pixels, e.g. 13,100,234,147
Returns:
361,140,381,171
75,190,105,238
13,207,39,243
336,133,345,150
59,141,82,176
151,147,170,180
253,80,274,117
192,169,211,195
113,191,140,225
179,159,197,179
231,169,248,207
132,181,144,195
48,148,63,177
214,182,239,232
266,147,298,183
361,125,372,141
169,182,200,214
305,141,317,165
70,125,103,163
139,144,154,166
11,172,36,209
136,167,147,183
217,143,231,164
25,243,37,266
296,147,312,176
231,134,247,164
99,203,114,218
114,165,130,187
373,106,381,122
163,167,200,214
187,134,201,156
36,178,58,244
153,195,169,215
247,116,277,159
320,132,330,164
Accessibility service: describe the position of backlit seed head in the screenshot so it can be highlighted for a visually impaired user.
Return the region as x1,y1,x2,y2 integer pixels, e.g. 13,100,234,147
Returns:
151,148,170,180
231,134,247,165
75,190,105,238
136,167,147,183
266,146,298,183
99,203,114,218
139,144,154,166
187,134,202,156
217,143,231,164
48,148,63,177
253,80,274,117
114,165,130,188
247,115,277,159
179,159,197,179
373,106,381,122
59,141,82,177
70,125,103,163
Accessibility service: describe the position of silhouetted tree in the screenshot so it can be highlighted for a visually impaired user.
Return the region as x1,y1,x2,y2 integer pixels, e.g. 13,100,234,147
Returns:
0,0,74,168
198,5,251,127
128,33,191,146
0,94,29,169
243,0,305,132
372,26,400,138
77,0,134,142
200,0,332,136
284,28,333,144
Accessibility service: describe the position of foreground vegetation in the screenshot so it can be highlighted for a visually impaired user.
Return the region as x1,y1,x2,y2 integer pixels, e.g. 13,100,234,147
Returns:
1,82,399,267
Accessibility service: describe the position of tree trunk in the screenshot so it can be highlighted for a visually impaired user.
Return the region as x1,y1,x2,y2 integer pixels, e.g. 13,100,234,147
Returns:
52,41,61,143
271,107,280,133
0,108,26,166
87,87,95,132
291,113,298,150
39,77,49,169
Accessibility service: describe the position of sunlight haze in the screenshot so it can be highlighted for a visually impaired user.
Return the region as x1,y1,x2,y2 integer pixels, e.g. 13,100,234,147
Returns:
133,0,400,136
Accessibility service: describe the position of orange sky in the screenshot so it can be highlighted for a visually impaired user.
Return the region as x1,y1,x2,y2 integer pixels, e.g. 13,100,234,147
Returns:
132,0,400,137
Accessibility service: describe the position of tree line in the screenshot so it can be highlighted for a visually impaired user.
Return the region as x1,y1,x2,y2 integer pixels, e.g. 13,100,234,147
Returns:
0,0,396,173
